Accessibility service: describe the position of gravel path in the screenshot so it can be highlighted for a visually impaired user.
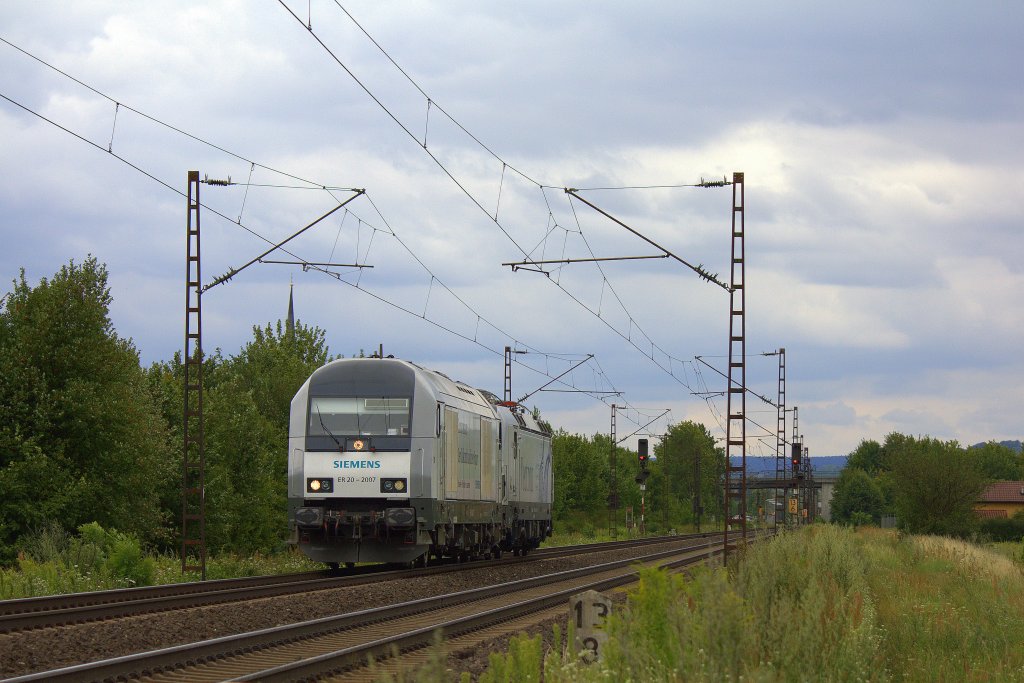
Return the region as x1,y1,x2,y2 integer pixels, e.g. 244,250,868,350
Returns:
0,540,688,679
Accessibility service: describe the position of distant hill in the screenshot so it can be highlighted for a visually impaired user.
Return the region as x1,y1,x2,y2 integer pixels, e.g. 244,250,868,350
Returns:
728,441,1019,477
971,440,1022,453
731,455,847,476
808,456,848,475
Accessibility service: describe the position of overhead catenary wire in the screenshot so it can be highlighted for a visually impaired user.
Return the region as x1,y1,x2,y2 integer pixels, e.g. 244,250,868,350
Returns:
548,176,732,191
107,101,119,152
694,355,779,408
0,30,728,434
0,34,716,405
204,191,365,292
274,0,538,262
564,189,730,292
0,37,341,193
616,408,671,444
272,3,726,397
328,1,545,187
0,91,283,254
1,91,658,427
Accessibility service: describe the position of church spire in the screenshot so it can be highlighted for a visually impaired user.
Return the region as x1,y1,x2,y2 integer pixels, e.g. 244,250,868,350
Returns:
286,277,295,334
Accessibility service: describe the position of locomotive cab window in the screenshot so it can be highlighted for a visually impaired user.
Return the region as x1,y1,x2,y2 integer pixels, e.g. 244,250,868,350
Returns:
308,397,410,436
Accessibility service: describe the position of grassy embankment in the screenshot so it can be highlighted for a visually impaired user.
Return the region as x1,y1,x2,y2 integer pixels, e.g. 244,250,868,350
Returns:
0,523,325,599
379,526,1024,682
6,523,1024,679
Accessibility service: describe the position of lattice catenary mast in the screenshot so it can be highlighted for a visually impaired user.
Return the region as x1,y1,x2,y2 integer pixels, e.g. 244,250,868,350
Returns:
182,171,207,578
723,172,746,562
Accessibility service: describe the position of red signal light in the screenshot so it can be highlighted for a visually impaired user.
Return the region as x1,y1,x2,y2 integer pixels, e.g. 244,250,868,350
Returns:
638,438,649,468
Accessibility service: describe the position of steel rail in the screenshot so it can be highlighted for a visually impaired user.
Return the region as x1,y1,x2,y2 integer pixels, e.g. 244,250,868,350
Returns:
3,535,733,683
240,542,731,683
0,571,324,618
0,532,715,634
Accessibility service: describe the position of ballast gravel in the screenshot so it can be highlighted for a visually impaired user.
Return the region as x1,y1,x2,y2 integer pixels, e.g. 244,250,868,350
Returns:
0,540,688,679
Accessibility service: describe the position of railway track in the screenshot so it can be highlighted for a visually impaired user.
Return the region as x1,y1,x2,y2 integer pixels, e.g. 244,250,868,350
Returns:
5,534,738,683
0,532,715,634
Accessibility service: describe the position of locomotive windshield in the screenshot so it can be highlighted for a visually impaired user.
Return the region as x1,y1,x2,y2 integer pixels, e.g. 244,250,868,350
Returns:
308,397,411,437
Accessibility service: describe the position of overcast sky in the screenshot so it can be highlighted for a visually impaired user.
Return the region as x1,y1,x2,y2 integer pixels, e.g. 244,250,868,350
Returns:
2,1,1021,459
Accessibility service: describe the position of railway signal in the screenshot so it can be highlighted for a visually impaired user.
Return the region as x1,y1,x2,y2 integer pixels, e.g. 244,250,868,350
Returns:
635,438,651,484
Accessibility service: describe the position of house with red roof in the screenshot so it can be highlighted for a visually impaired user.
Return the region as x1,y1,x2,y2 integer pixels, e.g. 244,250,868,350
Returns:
975,481,1024,519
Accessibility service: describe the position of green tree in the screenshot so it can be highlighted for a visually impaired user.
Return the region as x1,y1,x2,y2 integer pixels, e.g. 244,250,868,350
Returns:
227,320,331,428
145,319,331,553
202,373,286,552
0,258,175,560
830,467,885,525
212,320,330,551
969,441,1023,480
845,439,887,475
550,429,659,533
550,431,608,521
889,435,985,537
650,421,723,530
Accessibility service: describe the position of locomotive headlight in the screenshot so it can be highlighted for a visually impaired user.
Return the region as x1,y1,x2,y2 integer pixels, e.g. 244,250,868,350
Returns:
306,478,333,493
380,478,407,494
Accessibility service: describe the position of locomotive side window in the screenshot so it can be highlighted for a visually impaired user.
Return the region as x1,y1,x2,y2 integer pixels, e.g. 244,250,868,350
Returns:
308,397,410,436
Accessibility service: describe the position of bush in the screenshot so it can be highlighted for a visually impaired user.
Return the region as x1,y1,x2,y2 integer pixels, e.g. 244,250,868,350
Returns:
18,522,71,564
849,511,875,527
2,521,155,596
980,510,1024,542
104,532,155,586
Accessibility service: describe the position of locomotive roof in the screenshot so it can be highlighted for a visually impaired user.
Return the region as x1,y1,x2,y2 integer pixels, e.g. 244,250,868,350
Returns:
306,358,552,433
309,357,495,412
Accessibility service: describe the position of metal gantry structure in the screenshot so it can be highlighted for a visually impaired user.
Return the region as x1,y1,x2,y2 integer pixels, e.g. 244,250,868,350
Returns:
182,171,207,579
768,348,788,527
502,176,751,548
608,404,619,537
723,172,747,562
503,346,513,403
791,405,804,524
180,173,367,579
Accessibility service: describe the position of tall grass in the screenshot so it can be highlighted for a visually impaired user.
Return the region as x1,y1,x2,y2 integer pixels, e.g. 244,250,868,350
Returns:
546,521,706,549
0,522,323,599
0,522,156,599
591,525,883,682
870,532,1024,681
428,526,1024,682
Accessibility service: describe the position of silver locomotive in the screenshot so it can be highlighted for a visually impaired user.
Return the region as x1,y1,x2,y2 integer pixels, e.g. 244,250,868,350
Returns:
287,357,552,566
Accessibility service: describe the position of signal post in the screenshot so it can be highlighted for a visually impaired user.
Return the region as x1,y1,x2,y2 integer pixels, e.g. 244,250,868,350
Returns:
635,438,650,534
